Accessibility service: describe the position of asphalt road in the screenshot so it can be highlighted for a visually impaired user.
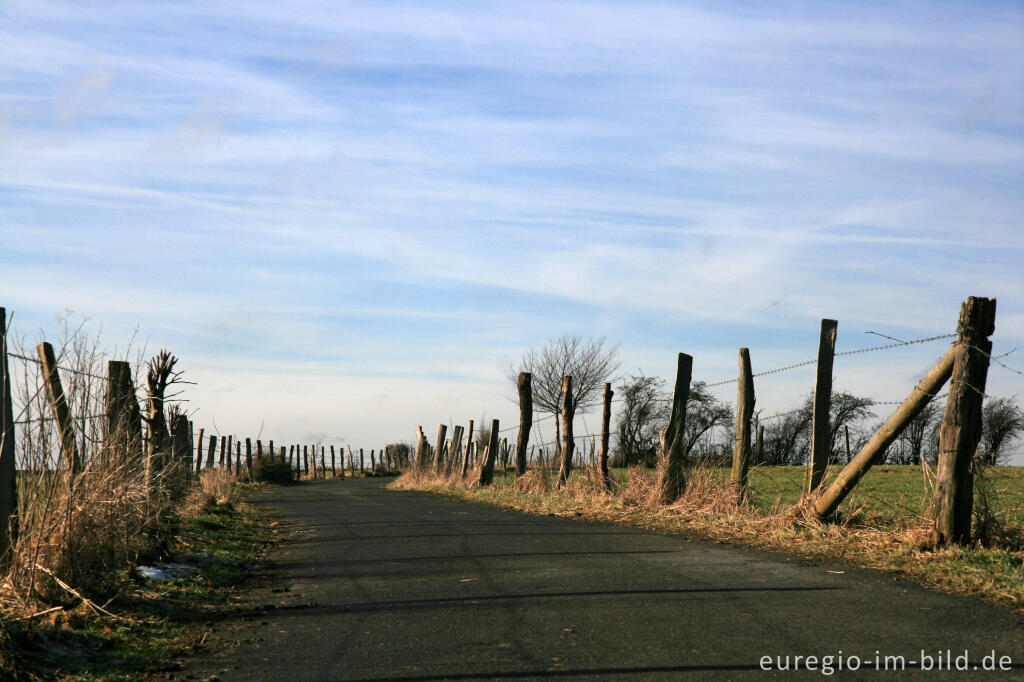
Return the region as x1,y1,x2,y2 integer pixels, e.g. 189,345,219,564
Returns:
182,477,1024,680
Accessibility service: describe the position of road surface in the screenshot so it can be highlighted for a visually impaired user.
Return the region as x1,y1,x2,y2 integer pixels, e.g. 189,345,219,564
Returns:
182,477,1024,680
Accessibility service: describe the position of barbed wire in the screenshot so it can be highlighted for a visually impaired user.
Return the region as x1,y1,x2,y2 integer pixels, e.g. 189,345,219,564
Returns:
14,412,110,426
700,332,957,388
7,350,109,382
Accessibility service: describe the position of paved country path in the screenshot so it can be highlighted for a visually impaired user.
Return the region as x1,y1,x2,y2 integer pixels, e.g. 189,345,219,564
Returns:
181,477,1024,680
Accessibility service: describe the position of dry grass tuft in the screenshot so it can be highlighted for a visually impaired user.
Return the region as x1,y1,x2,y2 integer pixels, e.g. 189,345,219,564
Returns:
512,470,549,495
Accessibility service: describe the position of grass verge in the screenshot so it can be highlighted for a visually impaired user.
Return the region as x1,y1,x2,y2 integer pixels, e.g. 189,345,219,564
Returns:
0,493,273,681
391,465,1024,613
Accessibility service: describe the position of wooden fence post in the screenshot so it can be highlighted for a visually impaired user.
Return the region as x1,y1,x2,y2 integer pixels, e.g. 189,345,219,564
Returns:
557,375,574,488
226,435,233,472
515,373,532,476
206,434,216,469
433,424,448,473
219,436,226,468
448,426,464,476
933,296,996,546
808,319,838,494
195,428,205,473
461,420,474,478
36,342,82,474
479,419,501,485
302,445,309,475
235,439,241,473
657,353,693,504
359,448,365,474
814,345,956,519
330,445,336,476
268,439,274,460
245,437,253,476
730,348,755,500
279,446,285,466
600,382,613,489
0,308,17,559
256,440,263,460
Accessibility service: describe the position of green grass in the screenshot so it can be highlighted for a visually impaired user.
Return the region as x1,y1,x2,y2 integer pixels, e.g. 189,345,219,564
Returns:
2,497,272,681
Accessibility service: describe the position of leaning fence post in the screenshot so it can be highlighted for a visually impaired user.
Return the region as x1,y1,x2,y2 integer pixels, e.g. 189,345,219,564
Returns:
814,345,956,519
479,419,501,485
0,308,17,559
433,424,448,473
808,319,838,494
933,296,996,546
36,342,82,474
557,375,574,488
195,428,205,473
657,353,693,504
461,420,474,478
730,348,755,501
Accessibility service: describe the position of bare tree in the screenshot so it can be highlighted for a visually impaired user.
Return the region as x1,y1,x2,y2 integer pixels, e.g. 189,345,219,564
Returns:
887,401,941,465
681,381,732,461
980,396,1024,465
512,335,620,455
615,374,669,467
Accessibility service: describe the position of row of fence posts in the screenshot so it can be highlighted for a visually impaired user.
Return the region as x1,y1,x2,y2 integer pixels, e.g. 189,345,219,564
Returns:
0,306,415,561
409,296,996,547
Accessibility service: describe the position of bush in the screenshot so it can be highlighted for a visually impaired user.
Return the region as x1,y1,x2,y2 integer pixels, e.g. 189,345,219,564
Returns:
250,457,296,484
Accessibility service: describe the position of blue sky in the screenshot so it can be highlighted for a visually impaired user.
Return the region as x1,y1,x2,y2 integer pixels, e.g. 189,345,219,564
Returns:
2,1,1023,458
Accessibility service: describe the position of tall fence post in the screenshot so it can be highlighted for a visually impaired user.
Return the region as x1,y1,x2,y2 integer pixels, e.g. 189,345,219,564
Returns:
235,439,242,473
730,348,755,501
448,426,464,476
433,424,448,473
599,382,613,489
557,375,574,488
104,360,142,467
245,437,253,477
808,319,838,494
36,341,82,474
359,448,365,474
933,296,996,546
226,435,233,472
657,353,693,504
514,373,532,477
479,419,500,485
195,428,205,473
0,308,17,559
206,434,216,469
330,445,336,476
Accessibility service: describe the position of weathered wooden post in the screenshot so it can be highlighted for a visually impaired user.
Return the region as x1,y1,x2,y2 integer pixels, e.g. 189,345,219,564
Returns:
245,437,253,476
461,420,474,478
600,382,613,489
268,439,274,461
279,446,285,466
104,360,143,467
0,308,18,559
302,445,309,475
195,428,205,473
808,319,838,494
206,434,216,469
219,436,227,468
479,419,501,485
256,439,263,460
330,445,336,476
657,353,693,504
170,412,191,488
933,296,996,546
814,345,956,519
557,376,574,488
235,440,242,473
514,373,533,476
433,424,448,473
359,448,365,474
730,348,755,501
447,426,464,476
226,435,233,472
36,342,82,474
287,444,293,468
348,445,355,475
